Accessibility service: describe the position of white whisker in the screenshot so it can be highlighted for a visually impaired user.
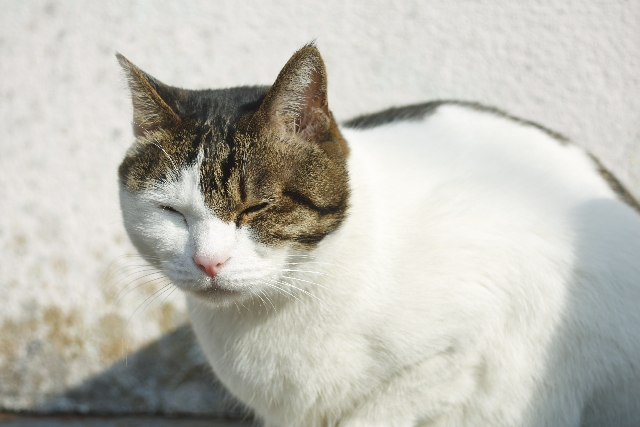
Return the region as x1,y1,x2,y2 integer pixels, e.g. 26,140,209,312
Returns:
283,259,354,272
111,271,169,306
262,281,306,306
158,285,179,307
280,275,332,293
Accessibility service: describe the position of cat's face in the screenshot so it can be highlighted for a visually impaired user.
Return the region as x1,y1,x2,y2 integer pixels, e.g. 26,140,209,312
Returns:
118,46,349,306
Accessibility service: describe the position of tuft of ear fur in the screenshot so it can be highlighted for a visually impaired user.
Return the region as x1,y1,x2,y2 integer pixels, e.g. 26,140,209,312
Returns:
116,53,181,137
260,44,331,143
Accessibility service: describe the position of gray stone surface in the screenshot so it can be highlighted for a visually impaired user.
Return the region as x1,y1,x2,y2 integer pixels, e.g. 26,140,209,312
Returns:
35,326,247,417
1,321,246,416
0,415,256,427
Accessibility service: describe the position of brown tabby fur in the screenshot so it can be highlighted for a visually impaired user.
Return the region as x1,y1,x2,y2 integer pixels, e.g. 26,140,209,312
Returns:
118,45,350,249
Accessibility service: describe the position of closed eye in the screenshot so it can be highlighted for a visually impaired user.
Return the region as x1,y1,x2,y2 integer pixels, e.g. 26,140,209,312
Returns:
160,205,187,224
160,205,179,214
236,202,269,227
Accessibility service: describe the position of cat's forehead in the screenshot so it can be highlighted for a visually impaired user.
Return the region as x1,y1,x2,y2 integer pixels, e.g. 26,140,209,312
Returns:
119,137,229,217
118,100,290,225
177,86,269,124
118,86,267,189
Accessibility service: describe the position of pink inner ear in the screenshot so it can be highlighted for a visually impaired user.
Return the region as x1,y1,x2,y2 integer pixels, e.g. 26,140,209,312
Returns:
297,70,325,134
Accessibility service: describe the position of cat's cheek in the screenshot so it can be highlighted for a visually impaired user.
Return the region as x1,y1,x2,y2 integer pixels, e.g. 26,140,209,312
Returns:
120,190,155,255
209,228,290,293
119,187,189,266
125,214,186,263
241,227,291,265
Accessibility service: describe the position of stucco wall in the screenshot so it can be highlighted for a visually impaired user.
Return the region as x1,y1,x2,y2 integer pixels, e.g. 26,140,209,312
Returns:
1,0,638,415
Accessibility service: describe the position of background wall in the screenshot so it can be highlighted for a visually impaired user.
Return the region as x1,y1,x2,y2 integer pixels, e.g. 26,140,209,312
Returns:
1,0,638,416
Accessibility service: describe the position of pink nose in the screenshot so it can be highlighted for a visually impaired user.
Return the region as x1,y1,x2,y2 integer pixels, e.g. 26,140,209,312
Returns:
193,254,229,277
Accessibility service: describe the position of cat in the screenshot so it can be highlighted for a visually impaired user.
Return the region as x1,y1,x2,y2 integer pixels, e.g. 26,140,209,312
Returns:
117,44,640,427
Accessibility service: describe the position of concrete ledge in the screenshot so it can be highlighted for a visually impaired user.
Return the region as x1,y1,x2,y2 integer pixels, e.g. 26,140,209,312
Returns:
0,414,256,427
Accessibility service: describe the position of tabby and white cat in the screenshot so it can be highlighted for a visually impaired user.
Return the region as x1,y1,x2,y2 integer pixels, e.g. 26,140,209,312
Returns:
117,45,640,426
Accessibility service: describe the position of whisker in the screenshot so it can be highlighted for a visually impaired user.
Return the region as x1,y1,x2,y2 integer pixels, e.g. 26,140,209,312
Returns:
254,291,270,312
190,297,208,321
102,254,161,273
125,283,173,328
260,289,278,313
140,283,175,314
274,279,321,300
279,268,338,279
99,255,162,292
261,281,304,305
280,275,333,292
114,277,173,310
121,281,171,366
102,256,163,278
268,279,324,307
159,285,179,307
110,266,166,284
104,262,167,278
111,271,169,305
283,259,354,272
110,267,165,285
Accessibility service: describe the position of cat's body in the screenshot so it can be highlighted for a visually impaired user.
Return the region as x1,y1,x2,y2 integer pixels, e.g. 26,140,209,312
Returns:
117,46,640,426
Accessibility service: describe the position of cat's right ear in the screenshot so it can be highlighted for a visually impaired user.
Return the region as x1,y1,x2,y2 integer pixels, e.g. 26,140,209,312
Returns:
258,45,332,144
116,53,181,137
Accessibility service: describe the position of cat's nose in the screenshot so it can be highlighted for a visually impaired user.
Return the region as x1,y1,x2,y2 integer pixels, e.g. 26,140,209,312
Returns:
193,254,229,277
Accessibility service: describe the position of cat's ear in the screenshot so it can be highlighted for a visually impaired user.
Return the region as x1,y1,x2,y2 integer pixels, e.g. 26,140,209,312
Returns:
116,53,181,137
260,45,331,143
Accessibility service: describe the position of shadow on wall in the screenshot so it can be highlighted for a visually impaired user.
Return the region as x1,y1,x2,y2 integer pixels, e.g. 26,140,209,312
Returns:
36,324,250,419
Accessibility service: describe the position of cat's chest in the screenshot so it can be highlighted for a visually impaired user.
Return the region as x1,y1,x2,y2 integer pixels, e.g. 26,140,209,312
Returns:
187,294,385,415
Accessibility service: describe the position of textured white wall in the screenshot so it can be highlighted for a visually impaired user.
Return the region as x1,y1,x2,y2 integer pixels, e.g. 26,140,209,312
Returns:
1,0,638,414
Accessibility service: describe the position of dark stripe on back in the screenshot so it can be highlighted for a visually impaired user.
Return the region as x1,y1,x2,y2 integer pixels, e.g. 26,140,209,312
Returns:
589,155,640,214
343,100,569,144
345,100,640,214
343,102,441,129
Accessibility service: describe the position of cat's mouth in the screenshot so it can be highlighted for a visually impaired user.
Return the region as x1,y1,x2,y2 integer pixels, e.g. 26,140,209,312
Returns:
190,283,241,300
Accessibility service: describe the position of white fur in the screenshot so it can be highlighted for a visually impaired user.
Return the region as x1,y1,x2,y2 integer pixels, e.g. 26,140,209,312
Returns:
121,105,640,426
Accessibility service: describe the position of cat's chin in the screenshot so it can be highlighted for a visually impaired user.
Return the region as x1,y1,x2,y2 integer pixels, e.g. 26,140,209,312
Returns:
187,284,244,306
192,284,239,298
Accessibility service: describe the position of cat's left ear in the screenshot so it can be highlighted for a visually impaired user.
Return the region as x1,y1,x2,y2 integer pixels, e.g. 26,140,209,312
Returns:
260,45,331,143
116,53,182,137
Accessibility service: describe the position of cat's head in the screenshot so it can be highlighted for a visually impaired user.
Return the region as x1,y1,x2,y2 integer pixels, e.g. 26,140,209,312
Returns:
117,45,349,306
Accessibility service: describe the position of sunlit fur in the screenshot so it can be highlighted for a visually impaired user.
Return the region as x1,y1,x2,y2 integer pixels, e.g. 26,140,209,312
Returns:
119,48,640,426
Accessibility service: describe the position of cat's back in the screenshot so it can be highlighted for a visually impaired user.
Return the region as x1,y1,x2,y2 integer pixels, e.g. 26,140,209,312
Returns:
343,102,640,252
343,102,621,210
341,101,640,300
339,102,640,426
